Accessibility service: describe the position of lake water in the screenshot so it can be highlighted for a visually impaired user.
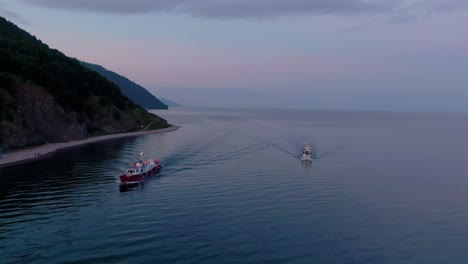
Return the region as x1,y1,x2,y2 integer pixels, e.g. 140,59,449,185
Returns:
1,108,468,263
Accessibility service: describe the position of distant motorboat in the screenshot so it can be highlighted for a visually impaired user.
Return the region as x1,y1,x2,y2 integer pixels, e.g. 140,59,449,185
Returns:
119,152,161,185
301,145,312,161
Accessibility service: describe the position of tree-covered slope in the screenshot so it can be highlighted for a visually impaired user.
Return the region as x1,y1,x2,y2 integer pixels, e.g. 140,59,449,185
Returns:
81,62,168,110
0,16,169,150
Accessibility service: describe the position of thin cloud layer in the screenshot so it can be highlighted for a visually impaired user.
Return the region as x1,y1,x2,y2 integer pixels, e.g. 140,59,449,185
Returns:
18,0,468,18
0,2,28,24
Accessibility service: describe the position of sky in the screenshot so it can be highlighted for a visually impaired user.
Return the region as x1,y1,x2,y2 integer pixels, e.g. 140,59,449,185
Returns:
1,0,468,111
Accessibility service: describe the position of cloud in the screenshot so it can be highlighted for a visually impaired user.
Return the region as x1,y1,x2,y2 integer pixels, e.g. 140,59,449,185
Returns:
19,0,467,18
0,2,29,25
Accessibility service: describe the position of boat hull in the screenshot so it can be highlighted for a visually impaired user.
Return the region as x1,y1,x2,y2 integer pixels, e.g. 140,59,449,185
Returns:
119,162,162,185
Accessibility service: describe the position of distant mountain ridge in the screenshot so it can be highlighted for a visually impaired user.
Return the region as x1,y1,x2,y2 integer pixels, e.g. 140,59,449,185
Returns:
81,62,168,110
0,16,169,149
160,98,182,107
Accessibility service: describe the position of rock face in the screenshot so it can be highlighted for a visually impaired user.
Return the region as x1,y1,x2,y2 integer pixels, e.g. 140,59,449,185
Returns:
0,82,169,149
15,84,88,142
1,83,80,148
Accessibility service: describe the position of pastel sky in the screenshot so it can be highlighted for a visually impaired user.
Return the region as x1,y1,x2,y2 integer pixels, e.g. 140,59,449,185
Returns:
1,0,468,111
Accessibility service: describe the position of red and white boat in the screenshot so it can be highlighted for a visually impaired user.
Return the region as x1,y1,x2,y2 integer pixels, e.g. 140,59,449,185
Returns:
119,153,162,185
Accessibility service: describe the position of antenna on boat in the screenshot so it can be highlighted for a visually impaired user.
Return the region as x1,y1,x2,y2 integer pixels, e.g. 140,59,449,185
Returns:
138,152,145,163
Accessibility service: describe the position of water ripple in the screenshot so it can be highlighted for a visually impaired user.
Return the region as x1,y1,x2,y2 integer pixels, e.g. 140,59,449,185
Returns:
1,109,468,263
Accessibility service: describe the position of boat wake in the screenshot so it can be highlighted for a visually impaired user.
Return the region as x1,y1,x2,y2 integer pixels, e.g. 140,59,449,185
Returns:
239,132,341,162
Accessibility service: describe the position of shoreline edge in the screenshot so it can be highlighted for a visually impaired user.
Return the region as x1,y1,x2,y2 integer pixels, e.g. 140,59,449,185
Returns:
0,125,180,168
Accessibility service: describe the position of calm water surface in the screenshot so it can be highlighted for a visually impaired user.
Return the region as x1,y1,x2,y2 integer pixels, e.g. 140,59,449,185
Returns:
1,108,468,263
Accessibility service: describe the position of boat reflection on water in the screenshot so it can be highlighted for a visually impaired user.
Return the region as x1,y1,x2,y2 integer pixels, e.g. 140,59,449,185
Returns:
301,158,313,172
119,181,145,192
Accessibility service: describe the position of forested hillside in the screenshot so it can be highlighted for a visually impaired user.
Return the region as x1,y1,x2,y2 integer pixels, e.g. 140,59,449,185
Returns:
0,17,169,150
82,62,168,110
